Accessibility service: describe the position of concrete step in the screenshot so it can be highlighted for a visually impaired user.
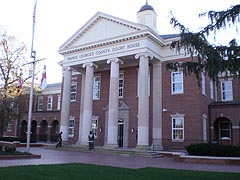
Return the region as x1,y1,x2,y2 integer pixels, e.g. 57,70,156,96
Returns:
44,145,163,158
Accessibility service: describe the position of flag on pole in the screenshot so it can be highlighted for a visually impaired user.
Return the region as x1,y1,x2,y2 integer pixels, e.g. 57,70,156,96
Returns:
40,64,47,89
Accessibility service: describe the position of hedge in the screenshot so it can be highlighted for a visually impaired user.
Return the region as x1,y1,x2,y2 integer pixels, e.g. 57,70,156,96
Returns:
186,143,240,157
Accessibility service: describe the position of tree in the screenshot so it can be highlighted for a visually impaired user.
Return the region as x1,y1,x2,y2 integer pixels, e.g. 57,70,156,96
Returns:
0,29,34,136
167,4,240,83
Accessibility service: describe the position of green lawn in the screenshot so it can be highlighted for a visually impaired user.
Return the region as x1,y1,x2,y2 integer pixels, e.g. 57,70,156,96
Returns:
0,163,239,180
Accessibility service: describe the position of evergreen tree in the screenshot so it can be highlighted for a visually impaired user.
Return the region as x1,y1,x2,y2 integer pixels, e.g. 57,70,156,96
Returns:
167,4,240,82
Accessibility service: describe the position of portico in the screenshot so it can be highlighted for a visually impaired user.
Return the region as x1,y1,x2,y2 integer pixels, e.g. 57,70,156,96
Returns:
58,5,164,149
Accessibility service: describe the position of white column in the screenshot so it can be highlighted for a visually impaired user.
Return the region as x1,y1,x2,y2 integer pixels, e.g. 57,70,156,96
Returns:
78,73,85,143
60,67,72,141
105,58,123,147
152,62,163,150
80,63,97,145
135,53,153,148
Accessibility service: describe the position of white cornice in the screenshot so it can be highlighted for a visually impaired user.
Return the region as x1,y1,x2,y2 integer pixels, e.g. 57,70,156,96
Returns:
59,30,173,56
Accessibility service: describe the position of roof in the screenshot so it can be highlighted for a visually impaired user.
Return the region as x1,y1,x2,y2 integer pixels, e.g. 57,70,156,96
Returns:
45,83,62,89
159,34,180,40
138,2,155,12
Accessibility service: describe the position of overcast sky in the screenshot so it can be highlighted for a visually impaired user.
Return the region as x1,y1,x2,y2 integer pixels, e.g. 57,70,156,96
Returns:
0,0,239,84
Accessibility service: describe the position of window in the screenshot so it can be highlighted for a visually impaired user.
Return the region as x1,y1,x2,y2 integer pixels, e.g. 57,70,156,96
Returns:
37,96,43,111
172,117,184,140
70,84,77,101
201,72,206,95
221,80,233,101
68,116,75,137
219,121,231,139
93,76,101,100
47,96,53,110
202,114,207,142
91,117,98,136
57,95,61,110
171,71,183,94
7,119,13,132
210,80,214,100
119,73,124,98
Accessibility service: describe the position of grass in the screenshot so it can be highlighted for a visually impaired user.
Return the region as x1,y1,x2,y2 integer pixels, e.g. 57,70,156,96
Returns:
0,163,239,180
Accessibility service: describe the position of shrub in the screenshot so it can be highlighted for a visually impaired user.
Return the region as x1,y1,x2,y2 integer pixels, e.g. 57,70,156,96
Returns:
0,136,24,142
4,145,16,153
186,143,240,157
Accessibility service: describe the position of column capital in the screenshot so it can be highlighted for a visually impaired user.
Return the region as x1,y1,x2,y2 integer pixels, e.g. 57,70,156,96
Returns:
82,62,98,69
135,53,153,60
63,66,75,72
107,57,123,65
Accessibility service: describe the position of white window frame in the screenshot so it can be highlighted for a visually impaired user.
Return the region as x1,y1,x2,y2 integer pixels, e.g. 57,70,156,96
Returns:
57,95,61,110
219,121,231,140
171,71,183,94
171,114,184,141
7,119,13,132
91,116,99,137
37,96,43,111
210,80,214,100
68,116,75,137
119,73,124,98
93,76,101,100
201,72,206,95
202,114,207,142
70,84,77,101
47,96,53,110
221,80,233,101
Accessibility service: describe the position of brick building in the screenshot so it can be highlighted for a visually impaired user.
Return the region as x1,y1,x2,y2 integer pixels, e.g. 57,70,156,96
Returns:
4,2,239,150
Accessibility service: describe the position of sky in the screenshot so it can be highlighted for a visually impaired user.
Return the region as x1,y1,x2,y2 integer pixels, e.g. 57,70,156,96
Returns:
0,0,239,84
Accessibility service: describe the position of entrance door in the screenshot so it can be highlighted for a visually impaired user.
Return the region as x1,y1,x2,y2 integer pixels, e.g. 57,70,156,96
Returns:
118,119,124,147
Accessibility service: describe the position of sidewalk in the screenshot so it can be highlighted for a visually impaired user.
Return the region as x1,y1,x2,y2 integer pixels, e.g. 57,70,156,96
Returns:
0,147,239,173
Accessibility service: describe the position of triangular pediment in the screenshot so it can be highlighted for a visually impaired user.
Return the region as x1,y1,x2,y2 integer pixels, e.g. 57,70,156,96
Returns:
59,12,147,51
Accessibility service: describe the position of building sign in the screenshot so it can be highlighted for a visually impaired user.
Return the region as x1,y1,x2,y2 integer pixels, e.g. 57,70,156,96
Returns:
66,42,141,61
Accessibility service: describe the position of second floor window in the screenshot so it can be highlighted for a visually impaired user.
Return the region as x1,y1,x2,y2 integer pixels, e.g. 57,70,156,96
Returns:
171,71,183,94
70,84,77,101
93,76,101,100
57,95,61,110
221,80,233,101
119,73,124,98
37,96,43,111
210,80,214,100
47,96,53,110
201,72,206,95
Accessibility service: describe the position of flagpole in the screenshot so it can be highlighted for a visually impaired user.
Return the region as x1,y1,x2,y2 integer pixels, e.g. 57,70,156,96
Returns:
26,0,37,153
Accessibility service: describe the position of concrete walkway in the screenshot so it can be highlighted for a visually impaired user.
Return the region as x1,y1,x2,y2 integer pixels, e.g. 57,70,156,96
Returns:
0,147,239,173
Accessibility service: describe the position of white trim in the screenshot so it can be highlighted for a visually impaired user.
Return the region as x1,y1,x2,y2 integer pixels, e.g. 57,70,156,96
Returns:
171,71,184,94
